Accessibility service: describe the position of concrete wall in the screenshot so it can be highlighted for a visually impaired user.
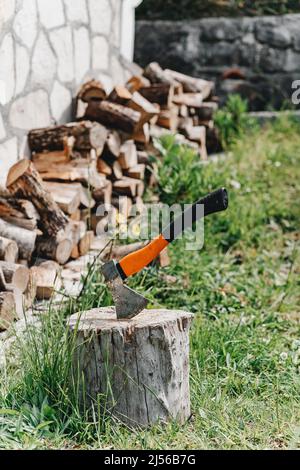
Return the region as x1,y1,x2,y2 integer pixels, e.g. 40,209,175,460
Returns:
135,14,300,111
0,0,136,186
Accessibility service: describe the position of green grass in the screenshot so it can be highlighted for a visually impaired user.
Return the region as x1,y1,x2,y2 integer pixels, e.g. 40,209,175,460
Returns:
0,116,299,449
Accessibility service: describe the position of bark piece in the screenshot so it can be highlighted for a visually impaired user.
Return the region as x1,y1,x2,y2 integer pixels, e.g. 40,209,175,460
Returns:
7,159,69,238
69,307,193,427
85,101,141,134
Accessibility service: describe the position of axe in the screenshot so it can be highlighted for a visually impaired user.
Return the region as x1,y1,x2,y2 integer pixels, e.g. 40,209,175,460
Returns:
102,188,228,319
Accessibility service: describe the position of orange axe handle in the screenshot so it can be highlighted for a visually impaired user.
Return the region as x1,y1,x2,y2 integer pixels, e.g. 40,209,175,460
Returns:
118,234,169,278
116,188,228,280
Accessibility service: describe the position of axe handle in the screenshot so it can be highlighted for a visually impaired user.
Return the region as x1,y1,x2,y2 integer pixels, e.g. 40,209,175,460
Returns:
117,188,228,279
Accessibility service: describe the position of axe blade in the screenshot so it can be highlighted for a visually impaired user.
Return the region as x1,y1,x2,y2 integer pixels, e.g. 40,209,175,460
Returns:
102,260,148,320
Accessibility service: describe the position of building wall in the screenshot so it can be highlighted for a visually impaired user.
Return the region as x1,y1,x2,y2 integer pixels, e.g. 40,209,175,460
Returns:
135,14,300,111
0,0,138,186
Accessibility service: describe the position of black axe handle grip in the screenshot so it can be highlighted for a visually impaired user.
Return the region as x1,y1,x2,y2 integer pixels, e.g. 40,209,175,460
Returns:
162,187,228,242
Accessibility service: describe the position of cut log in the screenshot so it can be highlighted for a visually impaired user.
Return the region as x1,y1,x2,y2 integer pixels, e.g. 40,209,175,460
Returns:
133,123,150,145
157,106,179,132
30,261,61,300
173,93,203,108
143,61,173,84
184,125,208,160
0,218,36,260
113,179,137,198
165,69,214,99
69,307,193,427
36,237,73,265
29,121,108,153
92,181,112,205
0,261,30,293
97,159,112,176
102,131,121,161
42,182,81,215
112,161,123,181
0,236,18,263
78,231,94,257
7,159,69,238
128,92,159,126
32,150,70,169
119,141,138,170
126,75,151,93
34,160,107,190
102,241,148,262
85,100,141,134
108,85,132,105
139,83,174,107
125,164,145,180
0,292,16,332
77,79,106,102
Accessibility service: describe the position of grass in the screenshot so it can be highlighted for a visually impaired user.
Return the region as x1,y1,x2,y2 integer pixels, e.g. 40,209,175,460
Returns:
0,115,299,449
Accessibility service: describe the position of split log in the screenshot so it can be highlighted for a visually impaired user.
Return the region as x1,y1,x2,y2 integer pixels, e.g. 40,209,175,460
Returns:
29,121,108,153
32,149,71,167
0,237,18,263
173,93,203,108
133,123,150,145
0,261,30,293
184,126,208,161
69,307,193,427
119,141,138,170
0,292,16,332
165,69,214,99
92,182,113,205
126,75,151,93
7,159,69,238
112,161,123,181
128,92,159,126
0,218,36,260
125,164,145,180
108,86,132,105
113,179,137,198
43,182,81,215
143,61,173,85
30,261,61,300
102,131,121,162
35,237,73,265
78,231,94,257
139,83,174,107
102,241,148,262
157,106,179,132
34,160,107,190
85,101,141,134
77,79,106,102
97,159,112,176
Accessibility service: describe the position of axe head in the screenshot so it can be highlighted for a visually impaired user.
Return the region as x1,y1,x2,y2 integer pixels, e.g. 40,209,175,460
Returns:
101,260,148,320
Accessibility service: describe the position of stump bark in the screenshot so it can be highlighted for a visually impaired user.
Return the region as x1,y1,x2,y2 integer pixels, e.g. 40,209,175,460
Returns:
69,307,193,428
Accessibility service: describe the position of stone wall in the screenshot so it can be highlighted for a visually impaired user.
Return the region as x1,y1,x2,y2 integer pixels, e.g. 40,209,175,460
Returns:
0,0,129,185
135,14,300,111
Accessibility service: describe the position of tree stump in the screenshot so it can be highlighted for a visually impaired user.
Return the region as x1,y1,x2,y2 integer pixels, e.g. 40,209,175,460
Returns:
69,307,193,428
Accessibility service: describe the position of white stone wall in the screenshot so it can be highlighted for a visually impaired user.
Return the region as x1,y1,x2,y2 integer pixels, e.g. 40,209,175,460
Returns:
0,0,130,185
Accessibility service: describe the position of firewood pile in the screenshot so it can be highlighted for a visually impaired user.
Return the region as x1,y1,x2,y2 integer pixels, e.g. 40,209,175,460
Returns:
0,61,219,331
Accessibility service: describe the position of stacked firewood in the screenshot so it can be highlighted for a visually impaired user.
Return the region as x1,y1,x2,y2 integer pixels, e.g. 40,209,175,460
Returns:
0,62,220,330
